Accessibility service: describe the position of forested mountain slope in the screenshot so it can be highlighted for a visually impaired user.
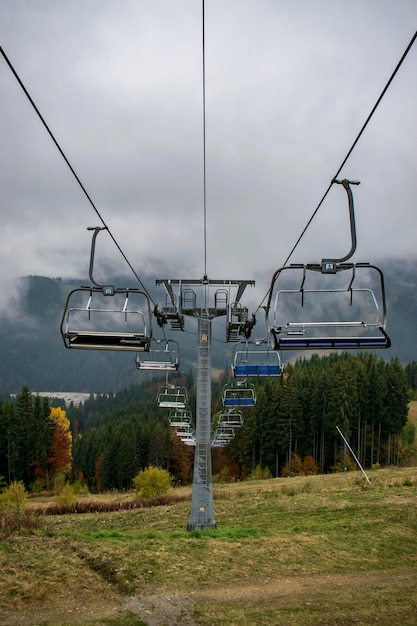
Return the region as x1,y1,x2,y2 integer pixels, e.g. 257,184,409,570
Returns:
0,257,415,395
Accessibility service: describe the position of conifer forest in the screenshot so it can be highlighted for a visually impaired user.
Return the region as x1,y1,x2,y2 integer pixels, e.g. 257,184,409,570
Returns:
1,354,415,492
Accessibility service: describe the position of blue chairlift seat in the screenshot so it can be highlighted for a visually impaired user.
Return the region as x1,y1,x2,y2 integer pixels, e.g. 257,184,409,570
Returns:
271,325,390,351
234,363,281,377
232,342,282,377
222,382,256,408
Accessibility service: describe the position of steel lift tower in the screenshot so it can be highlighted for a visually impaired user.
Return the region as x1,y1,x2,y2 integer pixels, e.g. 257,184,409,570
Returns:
156,276,254,530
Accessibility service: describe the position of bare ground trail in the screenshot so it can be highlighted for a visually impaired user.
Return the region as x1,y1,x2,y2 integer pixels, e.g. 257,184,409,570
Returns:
3,568,417,626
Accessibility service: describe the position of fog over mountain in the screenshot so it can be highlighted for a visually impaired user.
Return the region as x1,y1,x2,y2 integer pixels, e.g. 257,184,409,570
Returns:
0,257,415,396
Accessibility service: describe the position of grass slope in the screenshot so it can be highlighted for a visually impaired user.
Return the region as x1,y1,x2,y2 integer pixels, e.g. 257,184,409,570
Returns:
1,467,417,626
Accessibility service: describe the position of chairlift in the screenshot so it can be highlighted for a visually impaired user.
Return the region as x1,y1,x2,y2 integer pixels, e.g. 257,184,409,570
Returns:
176,429,194,438
157,384,188,409
154,294,184,331
211,427,235,448
61,288,151,351
61,227,152,351
217,409,243,429
211,439,229,448
266,180,391,351
182,437,196,447
226,306,256,343
135,338,179,371
169,408,193,428
232,340,282,377
222,381,256,408
214,428,235,440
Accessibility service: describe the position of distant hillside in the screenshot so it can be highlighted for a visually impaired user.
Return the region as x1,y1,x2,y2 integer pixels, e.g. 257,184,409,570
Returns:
0,257,415,395
0,274,231,395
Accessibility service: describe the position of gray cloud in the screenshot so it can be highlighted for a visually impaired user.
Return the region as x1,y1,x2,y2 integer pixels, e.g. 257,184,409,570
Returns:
1,0,416,309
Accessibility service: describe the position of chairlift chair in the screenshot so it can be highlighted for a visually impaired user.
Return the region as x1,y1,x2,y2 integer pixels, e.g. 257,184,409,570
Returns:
176,429,194,438
214,428,235,440
61,227,152,351
182,437,196,447
232,340,282,377
217,409,243,429
211,439,229,448
266,180,391,351
135,338,179,371
157,384,188,409
211,428,235,448
61,287,151,351
169,408,193,428
222,381,256,408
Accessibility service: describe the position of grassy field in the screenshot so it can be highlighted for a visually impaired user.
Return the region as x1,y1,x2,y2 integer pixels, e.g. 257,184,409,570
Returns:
1,463,417,626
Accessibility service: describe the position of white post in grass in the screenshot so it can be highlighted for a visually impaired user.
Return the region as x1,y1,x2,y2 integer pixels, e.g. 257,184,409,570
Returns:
336,425,371,484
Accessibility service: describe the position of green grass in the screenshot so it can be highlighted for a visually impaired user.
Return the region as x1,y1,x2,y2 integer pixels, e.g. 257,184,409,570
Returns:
1,467,417,625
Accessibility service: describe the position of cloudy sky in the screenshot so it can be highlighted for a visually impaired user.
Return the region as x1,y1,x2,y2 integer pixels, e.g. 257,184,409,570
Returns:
1,0,416,309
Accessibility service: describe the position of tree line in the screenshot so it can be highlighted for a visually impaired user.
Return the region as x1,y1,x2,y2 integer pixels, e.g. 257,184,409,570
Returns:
233,353,412,478
0,354,414,491
0,386,72,490
69,353,413,487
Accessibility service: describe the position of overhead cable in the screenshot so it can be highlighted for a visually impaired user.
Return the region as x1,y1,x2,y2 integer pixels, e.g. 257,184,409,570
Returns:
0,45,154,304
256,28,417,314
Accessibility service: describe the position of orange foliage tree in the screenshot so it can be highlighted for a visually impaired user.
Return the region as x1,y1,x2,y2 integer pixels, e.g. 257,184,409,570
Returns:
48,407,72,481
301,455,319,475
169,431,194,484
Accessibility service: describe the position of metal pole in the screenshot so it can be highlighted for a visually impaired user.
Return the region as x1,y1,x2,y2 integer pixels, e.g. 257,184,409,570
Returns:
187,316,216,530
336,425,371,483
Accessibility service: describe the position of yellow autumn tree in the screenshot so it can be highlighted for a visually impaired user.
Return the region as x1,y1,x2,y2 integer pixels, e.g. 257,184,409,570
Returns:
48,407,72,480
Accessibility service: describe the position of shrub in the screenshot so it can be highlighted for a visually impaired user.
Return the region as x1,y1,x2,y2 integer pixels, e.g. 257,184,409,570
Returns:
57,483,76,506
330,452,357,473
0,481,28,514
281,454,303,477
72,480,89,496
30,478,46,494
218,467,231,483
249,465,272,480
0,482,52,536
133,466,173,501
301,455,319,476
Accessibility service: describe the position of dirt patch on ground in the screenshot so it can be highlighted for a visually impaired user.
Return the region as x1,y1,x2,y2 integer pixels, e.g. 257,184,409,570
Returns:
122,569,417,626
125,593,197,626
2,569,416,625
